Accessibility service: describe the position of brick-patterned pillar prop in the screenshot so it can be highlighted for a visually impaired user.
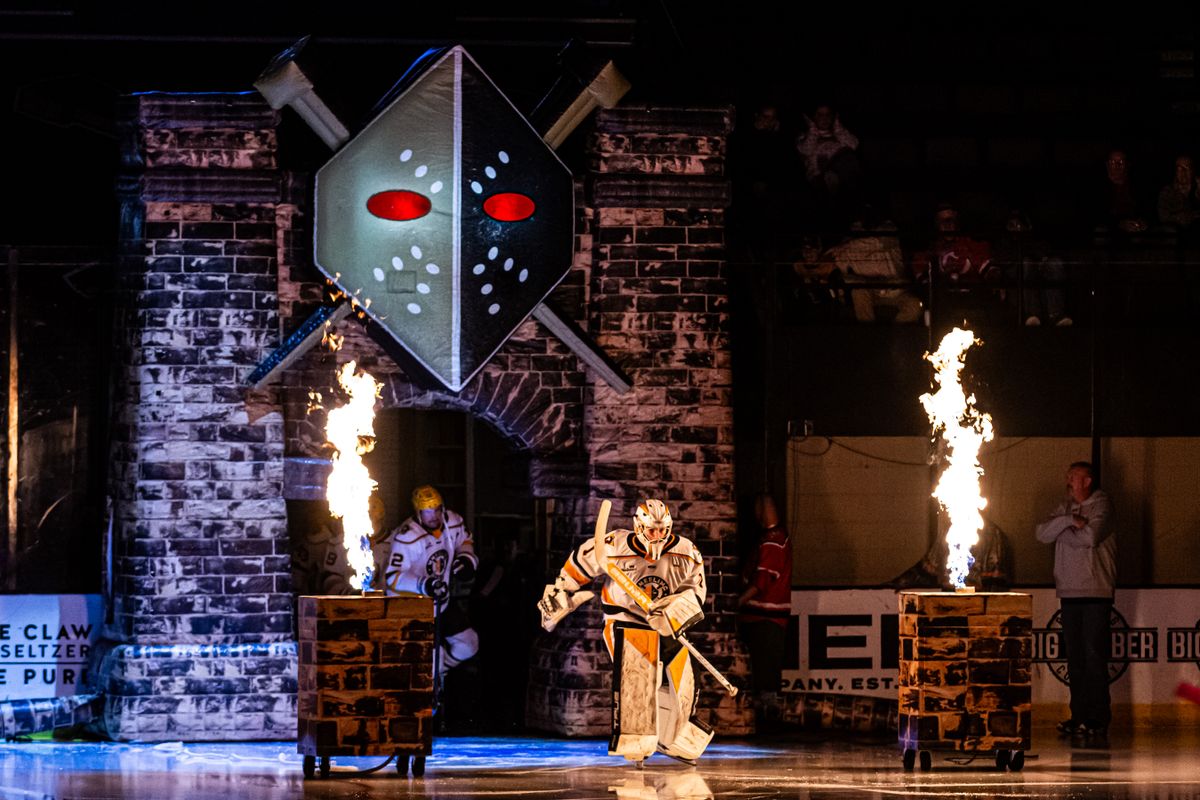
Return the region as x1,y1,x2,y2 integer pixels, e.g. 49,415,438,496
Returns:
100,94,295,742
298,595,434,759
898,591,1032,757
526,496,610,733
527,107,753,736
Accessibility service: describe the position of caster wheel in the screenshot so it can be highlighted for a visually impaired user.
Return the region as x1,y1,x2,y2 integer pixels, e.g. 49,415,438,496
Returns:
412,756,426,777
1009,750,1025,772
919,750,932,772
396,754,409,776
303,756,315,779
902,748,916,771
319,756,331,778
995,749,1011,770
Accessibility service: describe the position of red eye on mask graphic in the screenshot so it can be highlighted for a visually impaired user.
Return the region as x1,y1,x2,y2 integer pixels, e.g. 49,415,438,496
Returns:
367,190,432,221
483,192,535,222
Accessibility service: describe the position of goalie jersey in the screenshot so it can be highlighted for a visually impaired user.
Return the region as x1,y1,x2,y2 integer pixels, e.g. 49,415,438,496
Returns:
554,528,706,655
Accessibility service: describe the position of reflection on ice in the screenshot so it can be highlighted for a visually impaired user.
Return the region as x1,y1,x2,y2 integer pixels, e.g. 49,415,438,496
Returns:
0,731,1198,799
608,771,713,800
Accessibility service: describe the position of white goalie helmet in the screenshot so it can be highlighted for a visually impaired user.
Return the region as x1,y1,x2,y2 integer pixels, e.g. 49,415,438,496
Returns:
633,499,673,560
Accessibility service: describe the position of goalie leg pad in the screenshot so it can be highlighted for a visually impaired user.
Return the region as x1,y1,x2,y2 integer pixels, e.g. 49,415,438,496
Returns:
658,716,714,763
657,646,714,762
656,646,694,745
611,624,660,763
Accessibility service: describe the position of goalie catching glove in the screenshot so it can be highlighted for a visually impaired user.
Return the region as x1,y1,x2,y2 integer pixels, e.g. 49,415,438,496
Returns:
646,591,704,639
538,579,595,633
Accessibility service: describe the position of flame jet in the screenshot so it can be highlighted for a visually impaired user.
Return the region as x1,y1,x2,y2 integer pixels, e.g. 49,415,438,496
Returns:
919,328,994,589
324,360,382,591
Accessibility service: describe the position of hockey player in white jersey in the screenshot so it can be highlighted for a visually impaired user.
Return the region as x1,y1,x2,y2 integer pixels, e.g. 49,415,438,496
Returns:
377,485,480,674
538,498,714,765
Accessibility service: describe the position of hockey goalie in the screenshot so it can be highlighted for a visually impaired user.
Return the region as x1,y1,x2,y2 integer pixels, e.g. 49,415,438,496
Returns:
538,499,714,765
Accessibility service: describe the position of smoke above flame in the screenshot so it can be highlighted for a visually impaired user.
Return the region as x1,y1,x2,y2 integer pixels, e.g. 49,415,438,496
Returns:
919,328,994,589
325,360,382,592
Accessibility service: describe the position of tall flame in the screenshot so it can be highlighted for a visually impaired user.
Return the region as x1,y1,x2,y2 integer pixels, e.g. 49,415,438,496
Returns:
919,328,994,589
325,360,382,592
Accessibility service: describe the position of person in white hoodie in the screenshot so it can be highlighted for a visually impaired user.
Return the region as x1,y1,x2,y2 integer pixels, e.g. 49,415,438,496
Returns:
1035,461,1116,738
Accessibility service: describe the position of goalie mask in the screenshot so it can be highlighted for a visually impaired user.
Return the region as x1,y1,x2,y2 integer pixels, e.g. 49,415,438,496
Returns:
633,499,673,560
412,484,445,533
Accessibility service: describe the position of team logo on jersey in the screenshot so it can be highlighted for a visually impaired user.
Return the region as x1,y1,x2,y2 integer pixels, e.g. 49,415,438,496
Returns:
637,576,670,602
427,549,449,577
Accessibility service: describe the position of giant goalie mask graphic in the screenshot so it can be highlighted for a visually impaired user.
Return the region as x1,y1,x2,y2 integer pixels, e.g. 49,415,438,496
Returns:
315,46,574,392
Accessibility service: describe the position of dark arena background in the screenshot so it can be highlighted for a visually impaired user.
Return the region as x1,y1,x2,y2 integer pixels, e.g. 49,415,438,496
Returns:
1,5,1199,798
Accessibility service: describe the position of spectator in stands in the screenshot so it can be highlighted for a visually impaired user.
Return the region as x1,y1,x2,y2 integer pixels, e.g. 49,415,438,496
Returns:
795,103,862,229
1092,150,1161,321
825,218,922,323
732,102,800,258
789,235,845,321
911,203,1000,326
1095,149,1149,238
1157,155,1200,230
995,210,1071,326
911,204,997,284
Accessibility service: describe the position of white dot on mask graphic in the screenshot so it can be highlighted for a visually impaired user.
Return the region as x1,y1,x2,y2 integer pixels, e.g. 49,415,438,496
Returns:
488,303,500,315
417,283,430,294
372,268,385,282
392,257,403,270
430,181,443,194
400,149,413,162
481,283,493,295
407,303,421,314
485,166,496,179
411,245,422,259
518,269,528,283
473,264,486,275
425,263,440,275
504,258,514,271
415,165,428,178
487,247,498,260
498,151,509,164
470,181,483,194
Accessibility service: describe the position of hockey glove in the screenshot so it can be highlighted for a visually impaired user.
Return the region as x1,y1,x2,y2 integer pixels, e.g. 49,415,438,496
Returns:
538,583,594,632
450,554,476,585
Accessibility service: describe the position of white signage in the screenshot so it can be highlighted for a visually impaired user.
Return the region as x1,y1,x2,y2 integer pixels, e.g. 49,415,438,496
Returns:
0,594,103,701
785,588,1200,705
